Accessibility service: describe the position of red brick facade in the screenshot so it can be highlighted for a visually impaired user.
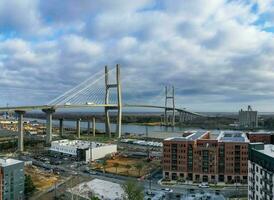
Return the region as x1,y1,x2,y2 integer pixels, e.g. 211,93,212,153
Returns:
163,132,249,183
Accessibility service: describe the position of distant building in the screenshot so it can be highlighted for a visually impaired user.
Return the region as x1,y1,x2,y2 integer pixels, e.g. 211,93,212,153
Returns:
50,139,117,162
163,131,249,183
239,105,258,129
246,132,274,144
65,178,124,200
248,143,274,200
0,158,25,200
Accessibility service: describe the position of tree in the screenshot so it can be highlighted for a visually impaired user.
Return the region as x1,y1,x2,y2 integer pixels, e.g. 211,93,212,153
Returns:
113,162,119,174
90,196,101,200
24,175,36,197
122,180,144,200
124,164,131,175
102,160,108,173
134,162,144,177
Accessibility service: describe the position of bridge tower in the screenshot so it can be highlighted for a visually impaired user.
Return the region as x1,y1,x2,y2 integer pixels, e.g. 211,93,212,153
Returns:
105,64,122,138
164,85,175,126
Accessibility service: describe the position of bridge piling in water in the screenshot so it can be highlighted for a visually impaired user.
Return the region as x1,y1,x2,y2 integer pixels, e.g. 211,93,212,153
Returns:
92,117,96,137
87,120,91,134
76,119,81,138
59,118,64,137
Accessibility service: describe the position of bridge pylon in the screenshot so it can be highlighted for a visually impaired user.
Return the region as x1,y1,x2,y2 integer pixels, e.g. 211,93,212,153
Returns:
164,85,175,126
105,64,122,138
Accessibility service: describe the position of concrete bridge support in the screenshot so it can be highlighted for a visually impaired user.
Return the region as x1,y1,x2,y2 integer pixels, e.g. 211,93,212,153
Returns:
76,119,81,138
42,108,55,144
105,64,122,138
105,66,111,137
87,120,91,134
164,86,175,126
92,117,96,137
15,110,25,152
59,118,64,137
116,65,122,138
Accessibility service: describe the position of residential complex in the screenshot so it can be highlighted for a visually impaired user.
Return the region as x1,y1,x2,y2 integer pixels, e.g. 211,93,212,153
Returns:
239,105,258,129
50,139,117,162
0,158,24,200
163,131,249,183
248,143,274,200
246,132,274,144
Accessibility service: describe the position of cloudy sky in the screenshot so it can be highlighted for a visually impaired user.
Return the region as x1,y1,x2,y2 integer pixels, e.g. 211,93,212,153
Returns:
0,0,274,112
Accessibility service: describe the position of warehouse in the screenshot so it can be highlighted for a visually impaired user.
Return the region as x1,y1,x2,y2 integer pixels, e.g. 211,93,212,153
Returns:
50,139,117,162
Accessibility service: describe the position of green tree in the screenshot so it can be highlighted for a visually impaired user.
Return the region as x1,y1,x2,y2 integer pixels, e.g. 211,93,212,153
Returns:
125,164,131,175
90,196,101,200
24,175,36,197
122,180,144,200
113,162,119,174
102,160,108,173
134,162,144,177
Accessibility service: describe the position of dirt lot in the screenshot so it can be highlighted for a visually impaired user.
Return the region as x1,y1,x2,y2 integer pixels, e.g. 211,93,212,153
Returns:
93,156,161,177
25,166,60,190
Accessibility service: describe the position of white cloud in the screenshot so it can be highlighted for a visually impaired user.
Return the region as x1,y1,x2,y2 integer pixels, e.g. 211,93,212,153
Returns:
0,0,274,111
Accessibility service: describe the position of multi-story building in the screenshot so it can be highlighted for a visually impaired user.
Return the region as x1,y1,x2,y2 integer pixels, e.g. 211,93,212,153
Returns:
163,131,249,183
0,158,25,200
239,105,258,129
248,143,274,200
50,139,117,162
247,132,274,144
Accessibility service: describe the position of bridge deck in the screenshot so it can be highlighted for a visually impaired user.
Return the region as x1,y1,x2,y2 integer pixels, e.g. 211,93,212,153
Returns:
0,104,204,117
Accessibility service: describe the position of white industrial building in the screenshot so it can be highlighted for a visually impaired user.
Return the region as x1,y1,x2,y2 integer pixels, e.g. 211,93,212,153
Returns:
248,143,274,200
50,140,117,162
66,178,124,200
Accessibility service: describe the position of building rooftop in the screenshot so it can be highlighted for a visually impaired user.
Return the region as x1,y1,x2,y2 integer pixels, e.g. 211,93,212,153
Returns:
256,144,274,158
217,131,249,143
68,178,124,200
165,131,208,141
248,131,273,135
0,158,23,167
51,139,109,149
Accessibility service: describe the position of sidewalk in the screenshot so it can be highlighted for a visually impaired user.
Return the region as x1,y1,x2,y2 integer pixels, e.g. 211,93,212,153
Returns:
158,179,248,189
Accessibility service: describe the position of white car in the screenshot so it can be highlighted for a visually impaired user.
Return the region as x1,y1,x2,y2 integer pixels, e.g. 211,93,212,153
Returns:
199,183,209,188
161,188,173,193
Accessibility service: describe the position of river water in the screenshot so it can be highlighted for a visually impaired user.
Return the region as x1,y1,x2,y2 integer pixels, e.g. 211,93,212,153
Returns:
26,118,221,138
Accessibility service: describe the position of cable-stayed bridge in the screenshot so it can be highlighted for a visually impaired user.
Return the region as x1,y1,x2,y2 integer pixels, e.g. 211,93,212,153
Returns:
0,65,205,152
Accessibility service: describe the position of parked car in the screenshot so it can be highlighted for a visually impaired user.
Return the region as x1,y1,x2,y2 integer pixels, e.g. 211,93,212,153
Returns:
161,188,173,193
199,183,209,188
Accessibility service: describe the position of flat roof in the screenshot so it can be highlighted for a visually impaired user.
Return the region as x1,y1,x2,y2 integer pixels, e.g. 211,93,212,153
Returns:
68,178,124,199
51,139,112,149
217,131,249,143
248,132,273,135
0,158,23,167
165,131,208,142
256,144,274,158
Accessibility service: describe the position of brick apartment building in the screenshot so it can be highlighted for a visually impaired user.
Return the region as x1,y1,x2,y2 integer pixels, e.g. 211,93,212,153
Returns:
163,131,249,183
246,132,274,144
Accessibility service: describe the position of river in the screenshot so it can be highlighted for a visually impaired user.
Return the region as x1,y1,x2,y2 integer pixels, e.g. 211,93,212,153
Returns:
26,118,223,139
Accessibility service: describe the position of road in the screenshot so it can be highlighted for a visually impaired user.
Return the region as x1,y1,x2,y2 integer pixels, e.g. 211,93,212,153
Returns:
20,155,247,198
